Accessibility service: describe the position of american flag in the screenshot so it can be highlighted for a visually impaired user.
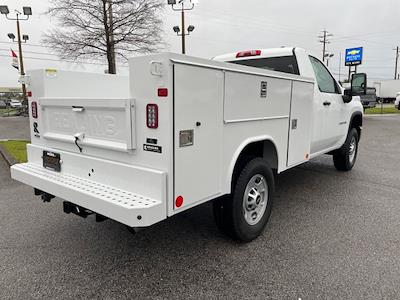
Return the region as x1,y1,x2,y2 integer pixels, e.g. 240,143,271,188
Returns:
11,49,19,70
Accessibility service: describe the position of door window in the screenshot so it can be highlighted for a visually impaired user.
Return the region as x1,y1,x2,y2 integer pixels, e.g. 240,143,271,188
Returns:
309,56,340,94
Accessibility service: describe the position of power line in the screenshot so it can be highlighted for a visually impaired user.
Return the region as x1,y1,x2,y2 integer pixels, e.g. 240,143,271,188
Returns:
0,40,47,48
166,10,317,38
0,48,58,57
194,7,316,37
331,29,400,41
0,53,128,68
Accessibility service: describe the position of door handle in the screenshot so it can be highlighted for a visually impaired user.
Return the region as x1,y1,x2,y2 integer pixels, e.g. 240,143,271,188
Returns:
72,106,85,112
323,101,331,106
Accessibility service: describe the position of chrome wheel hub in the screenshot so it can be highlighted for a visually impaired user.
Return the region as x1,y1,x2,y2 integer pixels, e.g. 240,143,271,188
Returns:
243,174,268,226
349,136,357,164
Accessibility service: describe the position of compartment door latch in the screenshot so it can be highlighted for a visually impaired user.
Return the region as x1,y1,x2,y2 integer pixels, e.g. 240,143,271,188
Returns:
74,132,85,153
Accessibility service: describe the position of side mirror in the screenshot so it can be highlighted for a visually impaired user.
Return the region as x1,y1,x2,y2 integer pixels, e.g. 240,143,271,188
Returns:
351,73,367,96
343,89,352,103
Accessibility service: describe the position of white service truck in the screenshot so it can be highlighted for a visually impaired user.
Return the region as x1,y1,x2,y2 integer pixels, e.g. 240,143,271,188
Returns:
11,48,366,242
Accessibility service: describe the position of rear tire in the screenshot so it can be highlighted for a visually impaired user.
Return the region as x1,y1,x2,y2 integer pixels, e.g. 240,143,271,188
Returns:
333,128,359,171
213,158,274,242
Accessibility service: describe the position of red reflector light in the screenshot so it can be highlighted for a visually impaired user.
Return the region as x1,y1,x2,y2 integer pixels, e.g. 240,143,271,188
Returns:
236,50,262,58
146,104,158,129
27,91,32,97
175,196,183,208
158,88,168,97
31,101,38,118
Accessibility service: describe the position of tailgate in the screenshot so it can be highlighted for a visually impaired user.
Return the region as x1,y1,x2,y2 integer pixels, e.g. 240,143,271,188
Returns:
11,144,167,227
39,98,136,152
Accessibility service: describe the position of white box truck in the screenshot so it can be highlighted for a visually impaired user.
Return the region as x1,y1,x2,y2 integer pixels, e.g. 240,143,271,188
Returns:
11,48,366,242
375,79,400,103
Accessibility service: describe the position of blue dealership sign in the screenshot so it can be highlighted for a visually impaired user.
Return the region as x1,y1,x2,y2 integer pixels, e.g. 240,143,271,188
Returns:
345,47,363,66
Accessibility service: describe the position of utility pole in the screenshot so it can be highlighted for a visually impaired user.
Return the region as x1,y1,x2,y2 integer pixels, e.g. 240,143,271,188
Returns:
168,0,196,54
394,46,399,80
0,5,32,106
319,29,333,63
338,51,342,82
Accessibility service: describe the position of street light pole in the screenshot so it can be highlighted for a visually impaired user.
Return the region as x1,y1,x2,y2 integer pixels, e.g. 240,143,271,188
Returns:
0,5,31,105
168,0,196,54
324,53,334,68
181,3,185,54
15,13,27,103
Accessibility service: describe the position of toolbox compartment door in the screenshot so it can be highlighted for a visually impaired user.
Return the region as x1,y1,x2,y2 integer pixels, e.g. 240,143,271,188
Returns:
287,81,314,167
39,98,135,152
173,64,224,210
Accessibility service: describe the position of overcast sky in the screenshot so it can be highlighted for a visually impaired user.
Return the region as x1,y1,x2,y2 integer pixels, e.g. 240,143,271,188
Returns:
0,0,399,87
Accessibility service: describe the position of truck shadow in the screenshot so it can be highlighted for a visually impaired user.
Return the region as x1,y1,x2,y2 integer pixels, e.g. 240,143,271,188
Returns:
48,155,344,249
17,155,364,296
68,155,343,247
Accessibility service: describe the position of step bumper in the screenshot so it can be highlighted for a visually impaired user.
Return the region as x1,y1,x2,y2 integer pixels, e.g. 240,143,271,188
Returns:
11,163,167,227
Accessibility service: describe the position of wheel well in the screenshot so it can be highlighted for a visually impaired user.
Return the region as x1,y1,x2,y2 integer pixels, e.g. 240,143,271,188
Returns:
231,140,278,190
350,113,362,139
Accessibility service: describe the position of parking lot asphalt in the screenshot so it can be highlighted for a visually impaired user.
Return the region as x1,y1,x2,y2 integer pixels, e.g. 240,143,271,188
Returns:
1,115,400,299
0,116,30,140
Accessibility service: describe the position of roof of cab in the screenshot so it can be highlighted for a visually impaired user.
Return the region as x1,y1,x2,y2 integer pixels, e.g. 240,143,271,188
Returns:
213,47,297,62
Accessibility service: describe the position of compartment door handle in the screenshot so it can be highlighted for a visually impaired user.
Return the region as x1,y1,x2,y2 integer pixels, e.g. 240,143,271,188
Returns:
72,106,85,112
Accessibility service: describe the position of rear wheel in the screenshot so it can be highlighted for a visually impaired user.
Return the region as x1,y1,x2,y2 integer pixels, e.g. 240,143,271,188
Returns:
333,128,359,171
213,158,274,242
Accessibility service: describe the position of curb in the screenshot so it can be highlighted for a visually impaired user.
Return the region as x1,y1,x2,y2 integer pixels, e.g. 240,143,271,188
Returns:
364,114,400,117
0,138,28,142
0,144,18,166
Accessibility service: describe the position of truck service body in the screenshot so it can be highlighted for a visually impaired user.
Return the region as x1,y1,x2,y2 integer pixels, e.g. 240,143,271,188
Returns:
11,47,365,241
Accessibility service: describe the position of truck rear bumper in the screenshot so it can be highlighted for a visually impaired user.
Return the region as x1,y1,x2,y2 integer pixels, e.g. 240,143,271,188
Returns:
11,162,167,227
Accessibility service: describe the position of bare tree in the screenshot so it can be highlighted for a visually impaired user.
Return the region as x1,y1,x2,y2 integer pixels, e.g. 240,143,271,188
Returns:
43,0,165,74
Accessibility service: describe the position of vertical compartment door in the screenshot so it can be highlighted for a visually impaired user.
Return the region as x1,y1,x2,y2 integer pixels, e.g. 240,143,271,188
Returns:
174,64,224,210
287,81,314,167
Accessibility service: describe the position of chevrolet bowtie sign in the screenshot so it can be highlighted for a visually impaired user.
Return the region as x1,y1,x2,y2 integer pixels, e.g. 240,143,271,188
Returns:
345,47,363,66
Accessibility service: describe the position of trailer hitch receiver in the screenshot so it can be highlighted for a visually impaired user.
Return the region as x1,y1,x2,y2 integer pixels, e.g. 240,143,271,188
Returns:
34,188,55,202
63,201,93,218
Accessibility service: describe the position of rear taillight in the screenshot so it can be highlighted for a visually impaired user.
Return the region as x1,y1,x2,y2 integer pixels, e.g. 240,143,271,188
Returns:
158,88,168,97
146,104,158,129
31,101,38,119
27,91,32,97
236,50,261,58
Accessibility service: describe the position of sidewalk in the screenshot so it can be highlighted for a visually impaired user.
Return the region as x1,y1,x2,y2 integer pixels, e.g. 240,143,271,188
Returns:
364,114,400,117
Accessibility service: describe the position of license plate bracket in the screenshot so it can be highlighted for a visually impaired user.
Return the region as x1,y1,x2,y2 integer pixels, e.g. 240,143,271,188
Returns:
43,151,61,172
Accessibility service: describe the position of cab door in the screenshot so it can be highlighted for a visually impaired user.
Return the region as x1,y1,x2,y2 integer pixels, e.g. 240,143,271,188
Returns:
309,56,346,153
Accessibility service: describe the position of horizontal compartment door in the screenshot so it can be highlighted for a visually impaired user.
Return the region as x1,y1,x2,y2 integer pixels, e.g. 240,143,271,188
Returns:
39,98,135,152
